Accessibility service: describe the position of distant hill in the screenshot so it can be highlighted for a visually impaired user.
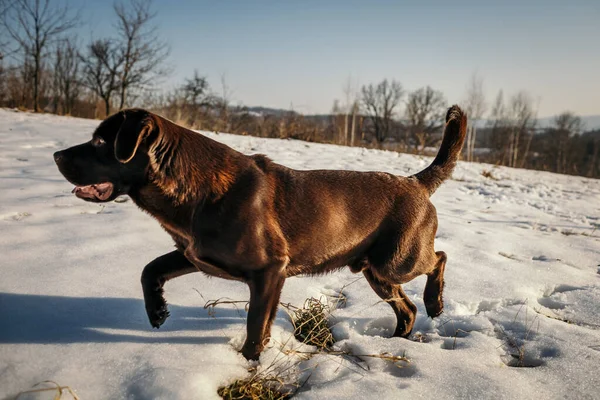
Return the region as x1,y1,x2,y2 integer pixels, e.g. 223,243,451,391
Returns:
243,106,295,117
536,115,600,131
241,106,600,131
474,115,600,131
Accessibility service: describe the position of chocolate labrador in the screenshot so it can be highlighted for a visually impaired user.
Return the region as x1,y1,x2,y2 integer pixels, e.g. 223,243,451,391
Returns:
54,105,467,360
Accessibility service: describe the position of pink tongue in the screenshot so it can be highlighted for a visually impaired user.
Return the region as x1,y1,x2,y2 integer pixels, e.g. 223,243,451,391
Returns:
72,183,114,200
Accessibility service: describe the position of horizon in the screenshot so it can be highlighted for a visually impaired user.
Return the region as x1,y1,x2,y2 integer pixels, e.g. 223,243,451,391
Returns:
13,0,600,119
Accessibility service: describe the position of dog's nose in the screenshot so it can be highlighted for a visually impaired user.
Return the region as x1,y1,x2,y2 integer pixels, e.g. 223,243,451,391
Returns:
53,151,63,163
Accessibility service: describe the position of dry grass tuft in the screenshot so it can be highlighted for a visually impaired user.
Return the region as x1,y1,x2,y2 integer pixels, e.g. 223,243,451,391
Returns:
15,380,80,399
561,227,599,238
481,169,498,180
282,297,334,350
207,291,415,398
203,296,249,317
560,229,578,236
495,301,543,368
323,289,347,311
218,377,292,400
498,251,520,261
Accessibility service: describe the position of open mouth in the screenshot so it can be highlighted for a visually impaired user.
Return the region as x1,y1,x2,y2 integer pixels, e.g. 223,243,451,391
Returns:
72,182,114,201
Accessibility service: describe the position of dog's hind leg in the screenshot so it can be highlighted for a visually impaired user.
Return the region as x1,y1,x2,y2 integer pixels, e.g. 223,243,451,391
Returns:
423,251,447,318
363,268,417,337
141,250,198,328
241,267,286,360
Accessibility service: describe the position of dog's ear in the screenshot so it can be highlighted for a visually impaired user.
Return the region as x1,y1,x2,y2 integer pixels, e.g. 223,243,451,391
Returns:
114,112,155,163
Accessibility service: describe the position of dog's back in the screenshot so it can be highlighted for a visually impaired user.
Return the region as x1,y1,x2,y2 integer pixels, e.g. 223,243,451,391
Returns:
250,106,466,280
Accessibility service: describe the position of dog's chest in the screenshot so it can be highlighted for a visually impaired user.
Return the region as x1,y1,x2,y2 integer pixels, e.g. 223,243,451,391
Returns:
160,222,246,280
160,221,192,252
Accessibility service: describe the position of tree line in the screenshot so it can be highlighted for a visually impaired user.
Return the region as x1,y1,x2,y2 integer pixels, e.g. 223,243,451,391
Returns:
0,0,598,178
1,0,168,117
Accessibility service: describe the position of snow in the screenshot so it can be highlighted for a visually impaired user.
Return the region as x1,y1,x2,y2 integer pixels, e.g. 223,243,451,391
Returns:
1,108,599,399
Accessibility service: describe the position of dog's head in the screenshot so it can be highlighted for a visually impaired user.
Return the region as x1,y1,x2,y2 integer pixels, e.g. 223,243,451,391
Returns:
54,109,159,202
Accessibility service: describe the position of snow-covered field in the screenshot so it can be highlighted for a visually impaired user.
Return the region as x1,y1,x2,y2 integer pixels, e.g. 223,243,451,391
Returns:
1,108,599,400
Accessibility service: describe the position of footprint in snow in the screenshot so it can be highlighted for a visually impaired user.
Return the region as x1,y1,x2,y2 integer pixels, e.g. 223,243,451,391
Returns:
490,318,559,368
537,296,566,310
384,357,417,378
537,284,584,312
356,316,395,337
2,212,31,221
543,284,583,297
476,299,502,313
532,255,560,262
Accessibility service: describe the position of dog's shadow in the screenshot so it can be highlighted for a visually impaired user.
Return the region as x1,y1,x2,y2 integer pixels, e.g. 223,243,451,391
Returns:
0,292,245,345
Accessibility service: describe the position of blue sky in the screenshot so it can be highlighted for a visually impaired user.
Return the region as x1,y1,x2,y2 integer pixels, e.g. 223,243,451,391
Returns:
74,0,600,117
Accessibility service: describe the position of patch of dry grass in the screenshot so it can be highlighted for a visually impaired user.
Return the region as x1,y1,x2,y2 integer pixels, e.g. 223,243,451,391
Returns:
495,301,543,368
15,380,80,399
205,291,411,399
560,229,578,236
563,227,598,238
498,251,520,261
281,297,334,350
481,169,498,180
218,377,292,400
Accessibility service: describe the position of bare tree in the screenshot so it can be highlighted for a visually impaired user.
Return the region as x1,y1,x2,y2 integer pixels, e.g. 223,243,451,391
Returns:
113,0,170,110
80,39,123,116
361,79,403,146
342,80,350,145
508,91,537,168
554,112,583,133
463,73,487,161
217,72,232,132
489,90,506,127
50,44,62,113
51,38,80,114
343,76,360,147
350,100,359,146
489,90,508,162
179,70,210,128
330,99,345,143
490,90,537,168
342,76,359,146
182,70,210,106
0,0,12,58
552,112,583,173
0,66,8,104
587,137,600,178
405,86,447,153
2,0,78,111
0,0,8,102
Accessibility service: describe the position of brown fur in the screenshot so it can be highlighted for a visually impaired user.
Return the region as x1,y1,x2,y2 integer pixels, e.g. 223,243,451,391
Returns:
54,105,467,360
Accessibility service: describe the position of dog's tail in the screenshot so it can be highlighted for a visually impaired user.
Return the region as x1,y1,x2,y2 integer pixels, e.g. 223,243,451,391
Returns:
412,105,467,196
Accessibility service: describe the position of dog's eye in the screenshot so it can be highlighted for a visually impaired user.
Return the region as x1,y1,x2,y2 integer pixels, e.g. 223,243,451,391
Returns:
93,137,106,147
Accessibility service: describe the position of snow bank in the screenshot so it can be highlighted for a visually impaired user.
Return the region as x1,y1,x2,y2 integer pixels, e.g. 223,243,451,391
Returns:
1,109,599,399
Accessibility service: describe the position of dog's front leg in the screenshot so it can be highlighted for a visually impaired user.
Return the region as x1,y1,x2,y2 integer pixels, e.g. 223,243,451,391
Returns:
241,267,286,361
141,250,198,328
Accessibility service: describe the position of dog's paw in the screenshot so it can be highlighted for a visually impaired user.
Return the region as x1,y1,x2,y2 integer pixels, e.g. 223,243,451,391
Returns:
425,300,444,319
147,303,170,328
241,341,262,361
241,348,260,361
